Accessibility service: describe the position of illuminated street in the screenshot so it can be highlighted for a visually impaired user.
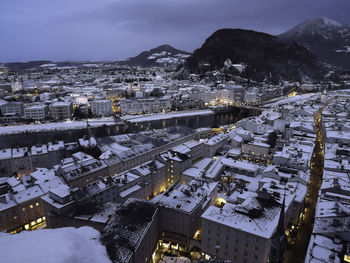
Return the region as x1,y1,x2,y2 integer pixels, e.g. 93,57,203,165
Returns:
284,110,324,263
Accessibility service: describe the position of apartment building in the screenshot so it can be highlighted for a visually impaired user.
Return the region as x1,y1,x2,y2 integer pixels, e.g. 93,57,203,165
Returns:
49,101,72,120
24,104,48,120
90,99,113,117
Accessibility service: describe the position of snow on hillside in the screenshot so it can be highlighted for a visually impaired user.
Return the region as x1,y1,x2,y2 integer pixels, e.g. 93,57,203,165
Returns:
0,227,111,263
147,52,190,64
321,17,343,27
156,57,180,64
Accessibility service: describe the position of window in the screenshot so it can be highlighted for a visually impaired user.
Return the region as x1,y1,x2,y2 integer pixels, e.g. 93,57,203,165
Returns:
254,255,258,261
244,251,248,257
29,205,33,209
245,243,249,248
255,247,259,251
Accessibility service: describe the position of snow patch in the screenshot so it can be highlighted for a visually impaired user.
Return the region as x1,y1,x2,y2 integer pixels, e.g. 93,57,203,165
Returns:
321,17,343,28
0,227,111,263
336,46,350,53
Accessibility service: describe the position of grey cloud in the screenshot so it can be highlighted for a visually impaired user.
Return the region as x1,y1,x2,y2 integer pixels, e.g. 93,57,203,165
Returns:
0,0,349,62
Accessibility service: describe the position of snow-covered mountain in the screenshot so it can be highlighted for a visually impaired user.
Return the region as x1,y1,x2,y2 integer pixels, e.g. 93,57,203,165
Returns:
279,18,350,68
119,44,191,67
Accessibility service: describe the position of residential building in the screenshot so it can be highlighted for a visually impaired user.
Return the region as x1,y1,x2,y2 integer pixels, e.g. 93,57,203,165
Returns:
201,195,285,263
120,97,171,114
50,101,73,120
24,104,48,120
90,99,113,117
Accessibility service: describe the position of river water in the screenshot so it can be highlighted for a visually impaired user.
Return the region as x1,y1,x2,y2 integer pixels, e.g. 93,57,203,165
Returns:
0,108,258,148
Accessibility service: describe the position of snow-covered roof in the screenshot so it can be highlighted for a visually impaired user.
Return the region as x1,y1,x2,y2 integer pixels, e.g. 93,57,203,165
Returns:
119,184,142,198
13,185,44,204
305,234,343,263
202,196,282,239
152,180,217,213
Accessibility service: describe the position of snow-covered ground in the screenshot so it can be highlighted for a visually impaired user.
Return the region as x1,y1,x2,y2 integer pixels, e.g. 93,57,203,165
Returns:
121,109,214,123
0,117,117,135
0,227,111,263
266,93,317,106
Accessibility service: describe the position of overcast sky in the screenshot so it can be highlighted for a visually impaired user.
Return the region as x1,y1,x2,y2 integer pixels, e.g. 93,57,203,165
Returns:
1,0,349,62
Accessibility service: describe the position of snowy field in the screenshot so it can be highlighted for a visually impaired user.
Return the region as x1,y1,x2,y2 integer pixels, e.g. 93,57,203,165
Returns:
121,109,214,123
0,227,111,263
0,117,117,136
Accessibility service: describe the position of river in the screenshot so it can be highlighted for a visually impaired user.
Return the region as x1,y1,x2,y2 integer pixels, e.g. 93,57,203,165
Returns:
0,108,259,148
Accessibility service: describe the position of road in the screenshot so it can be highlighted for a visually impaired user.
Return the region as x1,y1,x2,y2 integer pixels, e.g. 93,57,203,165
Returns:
284,110,324,263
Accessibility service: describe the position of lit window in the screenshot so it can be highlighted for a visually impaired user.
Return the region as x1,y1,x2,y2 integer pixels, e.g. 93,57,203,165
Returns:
22,208,26,211
13,216,17,220
24,224,29,230
29,205,33,209
35,202,39,207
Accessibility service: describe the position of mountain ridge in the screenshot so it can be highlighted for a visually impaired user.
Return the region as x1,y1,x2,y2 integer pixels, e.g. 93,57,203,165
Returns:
279,17,350,68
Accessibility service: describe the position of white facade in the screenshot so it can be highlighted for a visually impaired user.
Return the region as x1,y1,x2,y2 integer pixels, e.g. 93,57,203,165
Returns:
24,105,48,120
90,100,113,117
11,81,23,92
201,198,282,263
0,102,24,116
39,92,55,102
241,142,270,158
244,88,260,105
120,97,171,114
50,101,72,120
203,133,228,158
